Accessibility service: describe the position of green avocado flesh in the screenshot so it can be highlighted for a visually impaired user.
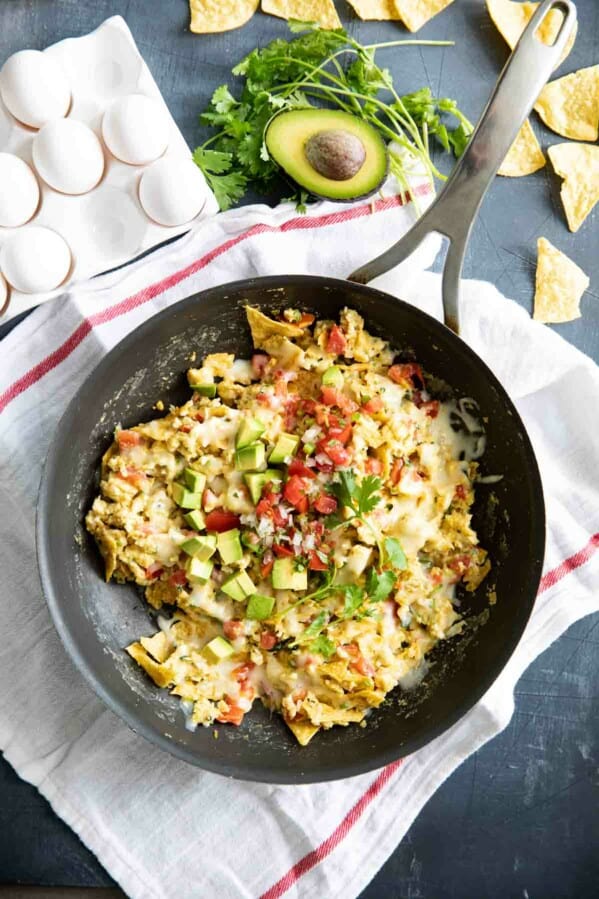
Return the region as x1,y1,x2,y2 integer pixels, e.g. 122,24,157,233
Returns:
265,109,388,202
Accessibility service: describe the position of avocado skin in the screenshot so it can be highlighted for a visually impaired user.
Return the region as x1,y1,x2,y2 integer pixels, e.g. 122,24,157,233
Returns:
265,108,388,203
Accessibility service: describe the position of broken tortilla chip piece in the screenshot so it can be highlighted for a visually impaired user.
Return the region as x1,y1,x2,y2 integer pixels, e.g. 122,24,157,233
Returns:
347,0,401,19
261,0,341,30
548,142,599,233
533,237,589,324
189,0,259,33
498,119,545,177
486,0,576,67
393,0,453,32
535,66,599,142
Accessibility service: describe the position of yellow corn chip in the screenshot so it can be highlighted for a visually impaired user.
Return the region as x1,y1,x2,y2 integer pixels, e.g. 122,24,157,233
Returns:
189,0,259,33
486,0,576,67
533,237,589,324
347,0,401,19
261,0,341,30
535,66,599,142
548,142,599,232
498,119,545,177
393,0,453,32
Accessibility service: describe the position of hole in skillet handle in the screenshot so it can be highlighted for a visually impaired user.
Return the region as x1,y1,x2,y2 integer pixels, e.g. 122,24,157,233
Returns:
533,0,572,47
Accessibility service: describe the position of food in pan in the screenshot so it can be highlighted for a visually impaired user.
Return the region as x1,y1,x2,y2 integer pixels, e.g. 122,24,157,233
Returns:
86,306,491,745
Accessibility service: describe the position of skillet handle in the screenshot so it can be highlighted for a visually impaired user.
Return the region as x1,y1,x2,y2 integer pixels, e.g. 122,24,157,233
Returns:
348,0,577,334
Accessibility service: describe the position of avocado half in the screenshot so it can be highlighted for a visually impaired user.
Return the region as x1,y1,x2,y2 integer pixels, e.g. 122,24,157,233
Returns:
265,108,388,202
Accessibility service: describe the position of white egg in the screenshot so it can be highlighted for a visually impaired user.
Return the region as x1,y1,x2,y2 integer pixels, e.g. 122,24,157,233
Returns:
0,49,70,129
102,94,169,165
33,119,104,195
139,156,207,227
0,153,40,226
1,227,71,294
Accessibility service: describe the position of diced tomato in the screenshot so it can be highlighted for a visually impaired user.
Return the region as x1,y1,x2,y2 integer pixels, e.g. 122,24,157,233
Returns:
288,458,316,479
256,391,272,406
260,631,277,651
179,423,192,433
366,458,383,476
117,430,142,449
283,475,309,513
313,494,338,515
362,396,384,414
390,459,404,485
327,421,352,445
421,400,440,419
449,554,472,576
314,456,334,474
315,404,331,428
318,439,351,468
274,371,288,398
350,655,376,678
194,411,205,422
239,681,255,701
309,551,328,571
301,398,318,416
223,620,245,641
321,387,358,416
117,468,147,486
388,363,423,387
273,543,294,558
429,568,443,585
252,353,270,378
217,699,245,726
272,506,289,528
326,324,347,356
169,568,188,587
205,509,241,532
260,558,274,579
284,394,300,430
232,660,255,682
145,562,163,580
298,312,315,328
454,484,467,501
308,519,325,540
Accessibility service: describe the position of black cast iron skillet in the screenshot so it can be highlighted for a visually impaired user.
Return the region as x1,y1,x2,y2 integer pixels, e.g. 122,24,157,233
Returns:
37,2,572,783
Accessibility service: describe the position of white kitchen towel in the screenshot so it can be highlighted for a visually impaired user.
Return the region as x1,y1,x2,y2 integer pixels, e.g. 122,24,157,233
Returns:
0,185,598,899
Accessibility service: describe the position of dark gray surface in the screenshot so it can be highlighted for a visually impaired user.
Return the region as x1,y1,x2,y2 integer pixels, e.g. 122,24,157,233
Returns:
0,0,597,896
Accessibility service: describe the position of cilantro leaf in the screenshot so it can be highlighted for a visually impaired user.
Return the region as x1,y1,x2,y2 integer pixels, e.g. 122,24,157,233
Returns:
303,611,327,638
192,148,233,175
341,584,365,618
357,476,382,515
309,634,336,659
332,470,358,510
366,568,397,603
211,85,238,114
384,537,407,570
207,171,247,212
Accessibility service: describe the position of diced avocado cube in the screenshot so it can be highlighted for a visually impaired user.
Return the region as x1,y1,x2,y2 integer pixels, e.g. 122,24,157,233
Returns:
172,482,202,509
186,557,214,583
241,531,261,554
235,442,266,472
203,635,234,661
236,416,265,449
246,593,276,621
184,467,206,493
272,557,308,591
244,472,267,505
182,533,216,561
264,468,284,488
322,366,344,389
221,570,256,601
183,509,205,531
269,433,299,464
217,529,243,565
188,375,217,397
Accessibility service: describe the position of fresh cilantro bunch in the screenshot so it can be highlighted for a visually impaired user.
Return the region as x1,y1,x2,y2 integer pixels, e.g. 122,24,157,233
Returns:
193,20,472,211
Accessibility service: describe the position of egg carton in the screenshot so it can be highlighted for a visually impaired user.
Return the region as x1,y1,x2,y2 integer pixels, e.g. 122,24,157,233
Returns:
0,15,218,323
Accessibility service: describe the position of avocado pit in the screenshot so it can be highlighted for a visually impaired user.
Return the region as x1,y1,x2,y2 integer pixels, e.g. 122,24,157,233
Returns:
304,129,366,182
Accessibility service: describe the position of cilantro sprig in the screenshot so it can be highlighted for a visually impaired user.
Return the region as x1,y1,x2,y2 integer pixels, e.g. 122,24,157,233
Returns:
193,21,472,212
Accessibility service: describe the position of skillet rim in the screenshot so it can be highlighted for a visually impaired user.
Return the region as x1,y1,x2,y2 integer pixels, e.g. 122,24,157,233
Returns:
36,274,545,783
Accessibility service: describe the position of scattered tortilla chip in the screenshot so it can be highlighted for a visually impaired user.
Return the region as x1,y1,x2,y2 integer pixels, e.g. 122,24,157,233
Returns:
535,65,599,142
285,718,320,746
486,0,577,67
347,0,400,19
189,0,259,33
261,0,341,30
393,0,453,32
548,142,599,232
533,237,589,324
498,119,545,177
246,305,304,347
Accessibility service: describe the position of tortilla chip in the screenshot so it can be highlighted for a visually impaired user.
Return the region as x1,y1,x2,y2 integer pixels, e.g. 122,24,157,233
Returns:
140,631,171,664
393,0,453,32
533,237,589,324
261,0,341,29
548,142,599,232
285,718,320,745
535,65,599,142
127,642,174,688
189,0,259,33
246,306,304,347
498,119,545,177
347,0,401,19
486,0,577,67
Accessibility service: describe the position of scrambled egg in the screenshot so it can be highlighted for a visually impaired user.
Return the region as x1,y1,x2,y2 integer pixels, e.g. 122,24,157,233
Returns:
86,307,490,745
